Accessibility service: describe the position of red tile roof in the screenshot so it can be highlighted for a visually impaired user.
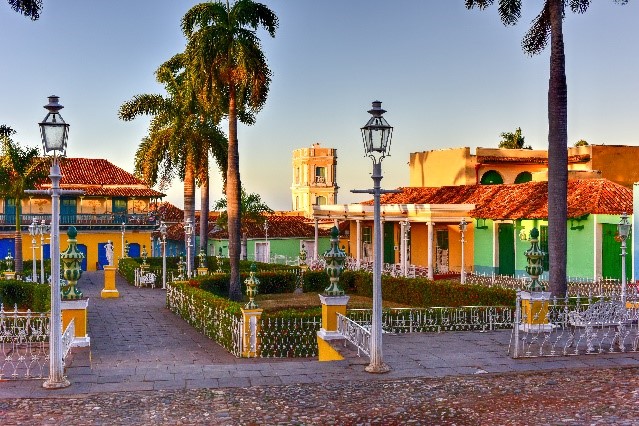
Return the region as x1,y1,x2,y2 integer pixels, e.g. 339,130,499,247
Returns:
35,158,165,198
210,215,332,239
372,179,632,219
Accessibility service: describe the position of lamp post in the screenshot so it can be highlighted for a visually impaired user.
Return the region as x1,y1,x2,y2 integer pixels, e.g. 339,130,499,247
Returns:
184,218,193,278
459,218,467,284
351,101,399,374
121,222,126,259
159,221,167,289
39,95,76,389
28,222,38,282
39,219,49,284
264,219,269,263
618,212,631,304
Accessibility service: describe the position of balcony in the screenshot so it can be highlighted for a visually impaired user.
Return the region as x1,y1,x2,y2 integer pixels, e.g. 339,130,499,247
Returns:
0,213,157,231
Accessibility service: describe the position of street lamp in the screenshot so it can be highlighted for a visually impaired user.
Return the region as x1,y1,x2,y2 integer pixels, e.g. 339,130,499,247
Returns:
38,219,49,284
264,218,269,263
351,101,398,374
184,217,193,278
28,222,38,282
121,222,126,259
618,212,631,304
39,95,75,389
459,218,468,284
159,221,167,289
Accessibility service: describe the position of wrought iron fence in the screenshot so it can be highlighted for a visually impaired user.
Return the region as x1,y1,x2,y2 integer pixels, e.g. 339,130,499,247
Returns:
166,284,243,357
510,290,639,358
347,306,515,334
0,305,50,380
258,315,321,358
337,313,370,356
62,318,75,360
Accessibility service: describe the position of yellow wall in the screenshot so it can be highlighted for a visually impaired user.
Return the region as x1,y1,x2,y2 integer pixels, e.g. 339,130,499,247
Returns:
409,147,475,187
18,229,153,271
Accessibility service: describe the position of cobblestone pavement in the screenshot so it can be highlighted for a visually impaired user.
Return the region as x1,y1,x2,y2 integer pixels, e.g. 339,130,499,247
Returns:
4,272,639,424
2,367,639,425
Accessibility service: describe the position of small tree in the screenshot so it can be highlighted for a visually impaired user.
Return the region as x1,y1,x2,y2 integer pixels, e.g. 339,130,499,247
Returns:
498,127,531,149
0,126,49,274
574,139,589,147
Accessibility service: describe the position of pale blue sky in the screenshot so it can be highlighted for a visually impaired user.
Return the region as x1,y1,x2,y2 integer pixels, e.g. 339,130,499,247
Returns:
1,1,637,210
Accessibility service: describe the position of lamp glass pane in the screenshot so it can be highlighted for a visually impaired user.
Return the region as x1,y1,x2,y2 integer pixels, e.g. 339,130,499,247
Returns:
40,123,67,151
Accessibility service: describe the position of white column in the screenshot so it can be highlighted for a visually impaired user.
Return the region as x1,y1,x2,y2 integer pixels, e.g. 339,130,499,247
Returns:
427,222,434,280
356,219,361,269
380,219,385,267
314,218,319,261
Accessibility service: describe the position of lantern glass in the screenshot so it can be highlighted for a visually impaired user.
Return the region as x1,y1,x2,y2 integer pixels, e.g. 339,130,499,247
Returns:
39,96,69,157
618,213,631,240
360,101,393,158
459,219,467,233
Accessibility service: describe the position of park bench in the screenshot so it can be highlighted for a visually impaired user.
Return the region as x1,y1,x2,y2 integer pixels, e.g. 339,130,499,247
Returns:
567,300,631,351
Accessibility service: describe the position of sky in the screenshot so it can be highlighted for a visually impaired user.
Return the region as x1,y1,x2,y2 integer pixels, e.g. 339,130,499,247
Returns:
1,1,638,211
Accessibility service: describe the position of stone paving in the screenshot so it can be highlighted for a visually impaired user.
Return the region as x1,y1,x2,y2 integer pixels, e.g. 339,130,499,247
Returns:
3,271,639,424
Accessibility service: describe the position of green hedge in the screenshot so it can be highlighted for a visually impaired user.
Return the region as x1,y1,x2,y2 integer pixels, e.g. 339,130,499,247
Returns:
301,270,514,307
0,280,50,311
193,271,298,297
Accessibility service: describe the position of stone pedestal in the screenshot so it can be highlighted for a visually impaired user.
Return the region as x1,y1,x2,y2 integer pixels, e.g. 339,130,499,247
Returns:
101,265,120,298
196,267,208,276
519,291,553,332
61,298,90,347
3,271,16,280
241,308,263,358
317,294,350,361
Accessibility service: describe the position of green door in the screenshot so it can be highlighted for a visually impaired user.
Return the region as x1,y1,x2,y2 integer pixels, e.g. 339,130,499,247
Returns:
383,222,395,264
602,223,632,280
112,197,127,224
498,223,515,276
4,198,16,225
60,197,77,225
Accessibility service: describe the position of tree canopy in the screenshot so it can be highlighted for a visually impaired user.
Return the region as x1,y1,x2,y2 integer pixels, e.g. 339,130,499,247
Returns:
498,127,531,149
6,0,42,20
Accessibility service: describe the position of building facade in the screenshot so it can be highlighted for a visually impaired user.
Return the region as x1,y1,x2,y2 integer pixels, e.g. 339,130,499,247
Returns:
0,158,164,271
291,143,338,216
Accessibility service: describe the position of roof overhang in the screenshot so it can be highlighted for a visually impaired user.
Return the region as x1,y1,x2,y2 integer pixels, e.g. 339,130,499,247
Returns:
313,203,475,222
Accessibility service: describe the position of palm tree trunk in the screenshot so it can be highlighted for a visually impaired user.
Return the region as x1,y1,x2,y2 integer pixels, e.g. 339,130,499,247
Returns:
200,169,209,254
184,159,196,273
227,86,242,301
14,201,23,274
547,0,568,297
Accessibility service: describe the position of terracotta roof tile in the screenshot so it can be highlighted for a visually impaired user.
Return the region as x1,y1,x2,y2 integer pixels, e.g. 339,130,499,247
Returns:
210,215,331,239
371,179,632,220
36,158,165,198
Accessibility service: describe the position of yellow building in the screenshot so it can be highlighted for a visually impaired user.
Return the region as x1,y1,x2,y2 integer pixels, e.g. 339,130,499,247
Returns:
291,143,339,217
409,145,639,189
0,158,164,272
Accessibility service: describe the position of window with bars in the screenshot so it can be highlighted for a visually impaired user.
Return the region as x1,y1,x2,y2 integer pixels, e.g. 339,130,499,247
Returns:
539,225,549,271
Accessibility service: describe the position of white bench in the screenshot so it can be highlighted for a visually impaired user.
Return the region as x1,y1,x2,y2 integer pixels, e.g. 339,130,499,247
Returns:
568,300,630,351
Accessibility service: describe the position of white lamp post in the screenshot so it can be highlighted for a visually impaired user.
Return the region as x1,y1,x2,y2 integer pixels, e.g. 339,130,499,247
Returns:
28,222,38,282
39,95,74,389
351,101,398,374
121,222,126,259
39,219,49,284
184,218,193,278
459,218,467,284
618,212,631,304
159,221,167,289
264,218,269,263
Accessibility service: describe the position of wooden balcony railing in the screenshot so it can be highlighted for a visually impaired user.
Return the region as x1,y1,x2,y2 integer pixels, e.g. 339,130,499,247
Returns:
0,213,156,230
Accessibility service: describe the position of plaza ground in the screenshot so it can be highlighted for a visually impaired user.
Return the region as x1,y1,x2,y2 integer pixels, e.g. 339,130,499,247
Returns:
2,271,639,424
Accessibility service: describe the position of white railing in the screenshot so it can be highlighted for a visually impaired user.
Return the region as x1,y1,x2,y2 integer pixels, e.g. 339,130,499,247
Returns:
0,305,49,380
347,306,515,334
62,318,75,360
510,290,639,358
337,312,370,357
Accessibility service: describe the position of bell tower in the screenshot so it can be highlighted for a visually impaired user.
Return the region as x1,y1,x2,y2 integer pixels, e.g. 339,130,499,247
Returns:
291,143,339,217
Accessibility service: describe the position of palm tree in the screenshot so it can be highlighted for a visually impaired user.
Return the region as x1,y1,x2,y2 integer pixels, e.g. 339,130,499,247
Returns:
465,0,628,297
499,127,530,149
6,0,41,20
0,126,49,274
181,0,278,301
119,54,227,270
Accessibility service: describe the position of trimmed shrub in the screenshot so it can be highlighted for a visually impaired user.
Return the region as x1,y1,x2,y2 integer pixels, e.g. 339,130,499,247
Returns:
0,280,50,311
194,270,298,297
